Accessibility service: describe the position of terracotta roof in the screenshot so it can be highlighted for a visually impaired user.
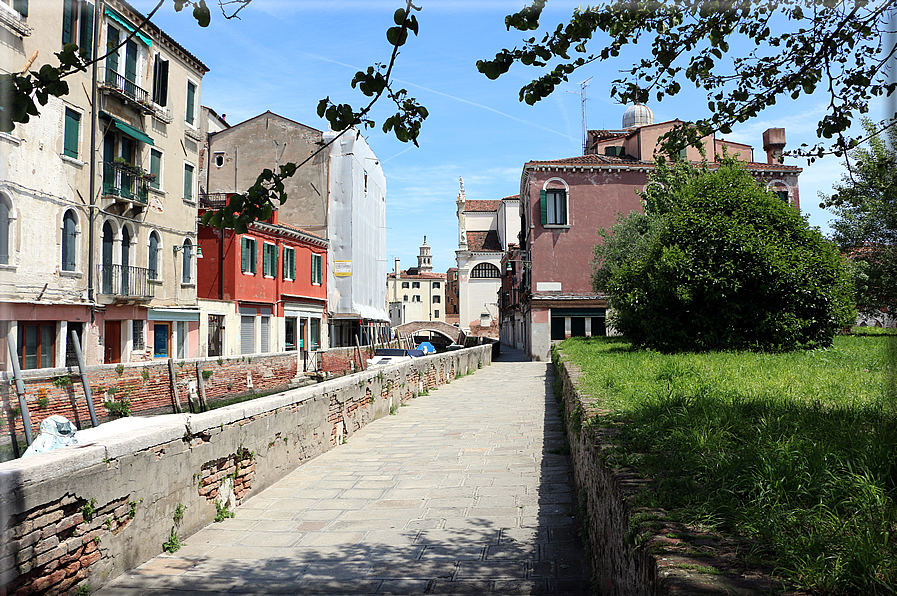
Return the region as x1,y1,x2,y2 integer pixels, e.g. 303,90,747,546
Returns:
502,195,519,201
467,230,502,252
465,200,500,212
526,153,802,172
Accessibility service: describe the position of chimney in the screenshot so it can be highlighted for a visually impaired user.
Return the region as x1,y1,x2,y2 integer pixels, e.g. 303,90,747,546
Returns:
762,128,786,164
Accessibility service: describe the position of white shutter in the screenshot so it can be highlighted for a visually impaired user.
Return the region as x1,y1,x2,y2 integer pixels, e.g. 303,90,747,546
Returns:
260,316,270,353
240,315,254,354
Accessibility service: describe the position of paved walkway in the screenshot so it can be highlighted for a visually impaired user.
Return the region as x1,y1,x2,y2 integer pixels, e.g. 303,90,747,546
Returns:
98,347,590,595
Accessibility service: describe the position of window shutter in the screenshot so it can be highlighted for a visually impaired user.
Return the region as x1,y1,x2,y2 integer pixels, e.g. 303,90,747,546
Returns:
62,0,74,45
0,201,9,265
125,40,138,84
186,82,195,124
79,2,94,60
539,190,547,225
13,0,28,17
272,245,278,278
290,250,296,279
241,238,248,272
159,60,169,107
152,55,161,103
184,164,193,202
250,240,256,274
105,28,119,75
559,191,567,225
63,109,80,158
150,149,161,189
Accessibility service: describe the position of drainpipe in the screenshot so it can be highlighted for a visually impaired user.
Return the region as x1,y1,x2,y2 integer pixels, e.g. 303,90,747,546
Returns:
87,0,102,315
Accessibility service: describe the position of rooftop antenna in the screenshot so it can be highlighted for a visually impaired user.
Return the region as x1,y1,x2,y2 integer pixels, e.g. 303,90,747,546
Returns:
567,77,592,154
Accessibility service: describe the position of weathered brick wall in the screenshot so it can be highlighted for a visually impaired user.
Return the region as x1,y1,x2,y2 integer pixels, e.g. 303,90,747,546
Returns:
0,345,492,596
0,353,299,447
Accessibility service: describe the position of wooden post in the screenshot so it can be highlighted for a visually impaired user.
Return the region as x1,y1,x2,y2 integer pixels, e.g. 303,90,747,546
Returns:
195,363,207,412
168,358,183,413
355,334,366,371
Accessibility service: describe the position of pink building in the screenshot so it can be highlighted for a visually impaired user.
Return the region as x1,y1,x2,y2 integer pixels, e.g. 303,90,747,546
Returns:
510,105,802,360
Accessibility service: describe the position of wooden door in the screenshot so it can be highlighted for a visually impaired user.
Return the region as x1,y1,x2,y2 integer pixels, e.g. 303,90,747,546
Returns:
105,320,121,364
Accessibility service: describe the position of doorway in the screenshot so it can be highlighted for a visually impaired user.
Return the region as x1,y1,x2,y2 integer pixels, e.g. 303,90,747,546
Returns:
105,320,121,363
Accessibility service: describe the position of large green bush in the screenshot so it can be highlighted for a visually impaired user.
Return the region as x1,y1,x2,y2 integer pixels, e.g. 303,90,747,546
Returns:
603,157,855,351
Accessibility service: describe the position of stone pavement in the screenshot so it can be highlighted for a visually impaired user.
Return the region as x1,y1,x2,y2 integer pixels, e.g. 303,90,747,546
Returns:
97,347,590,595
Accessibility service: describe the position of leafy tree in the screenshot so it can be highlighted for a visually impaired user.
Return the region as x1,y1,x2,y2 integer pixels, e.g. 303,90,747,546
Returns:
0,0,426,232
821,118,897,315
479,0,897,158
599,157,854,351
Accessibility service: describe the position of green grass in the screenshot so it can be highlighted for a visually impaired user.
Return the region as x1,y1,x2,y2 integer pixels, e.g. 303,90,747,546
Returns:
557,335,897,595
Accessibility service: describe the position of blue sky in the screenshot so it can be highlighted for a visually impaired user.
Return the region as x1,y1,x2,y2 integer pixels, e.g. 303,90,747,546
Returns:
130,0,890,273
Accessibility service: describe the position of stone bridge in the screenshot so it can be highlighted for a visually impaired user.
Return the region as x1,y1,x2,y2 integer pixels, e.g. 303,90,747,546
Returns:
395,321,466,344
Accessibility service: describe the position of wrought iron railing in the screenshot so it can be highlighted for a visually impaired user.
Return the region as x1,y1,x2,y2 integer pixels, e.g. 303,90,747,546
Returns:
200,192,229,210
103,162,149,204
101,69,151,109
97,264,154,299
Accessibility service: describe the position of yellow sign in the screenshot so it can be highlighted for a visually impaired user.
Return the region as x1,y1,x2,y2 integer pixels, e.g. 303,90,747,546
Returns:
334,260,352,277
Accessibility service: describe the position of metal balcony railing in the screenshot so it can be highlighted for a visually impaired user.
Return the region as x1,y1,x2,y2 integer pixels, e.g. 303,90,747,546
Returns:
97,264,154,299
101,69,152,111
200,192,230,210
103,162,149,204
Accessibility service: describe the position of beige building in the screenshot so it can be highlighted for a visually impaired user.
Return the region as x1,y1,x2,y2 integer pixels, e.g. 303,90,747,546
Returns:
0,0,208,369
387,238,446,326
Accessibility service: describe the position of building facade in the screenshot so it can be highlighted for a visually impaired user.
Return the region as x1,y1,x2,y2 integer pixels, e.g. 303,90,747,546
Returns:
454,177,519,337
197,201,327,360
387,238,446,326
0,0,208,370
508,105,802,360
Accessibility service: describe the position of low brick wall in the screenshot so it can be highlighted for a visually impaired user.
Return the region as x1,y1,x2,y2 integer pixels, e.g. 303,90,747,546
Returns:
0,353,300,448
555,354,782,596
0,345,492,596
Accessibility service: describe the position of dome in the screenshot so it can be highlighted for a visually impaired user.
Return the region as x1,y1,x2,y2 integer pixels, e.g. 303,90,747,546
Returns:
622,103,654,129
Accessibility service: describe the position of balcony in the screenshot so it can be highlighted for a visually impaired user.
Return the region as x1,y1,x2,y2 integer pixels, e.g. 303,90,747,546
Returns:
200,192,229,210
97,264,154,301
103,161,149,205
100,69,153,114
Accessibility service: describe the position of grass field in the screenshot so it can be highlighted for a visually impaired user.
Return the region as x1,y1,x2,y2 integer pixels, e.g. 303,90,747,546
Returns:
556,334,897,594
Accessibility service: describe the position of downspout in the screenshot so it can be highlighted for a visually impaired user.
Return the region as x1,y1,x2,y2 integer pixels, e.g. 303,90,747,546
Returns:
87,0,102,317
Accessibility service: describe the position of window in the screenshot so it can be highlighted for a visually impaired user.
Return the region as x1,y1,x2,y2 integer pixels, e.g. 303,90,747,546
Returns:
2,0,29,17
0,197,9,265
241,237,256,274
435,310,439,318
151,54,169,106
63,108,80,158
412,295,421,302
311,253,323,285
149,149,162,189
283,247,296,280
309,318,320,350
260,315,270,352
19,322,55,370
540,188,568,226
208,314,224,357
132,320,144,351
62,0,94,59
471,263,501,278
176,321,186,358
180,239,193,284
775,190,789,203
433,282,440,289
401,281,409,288
433,295,441,304
148,231,160,280
185,80,196,126
240,314,254,354
262,243,277,277
183,163,194,202
403,295,408,302
214,152,224,168
412,281,420,288
153,322,170,358
62,210,77,271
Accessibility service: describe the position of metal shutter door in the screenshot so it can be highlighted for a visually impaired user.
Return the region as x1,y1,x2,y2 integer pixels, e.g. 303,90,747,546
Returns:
260,316,269,353
241,315,254,354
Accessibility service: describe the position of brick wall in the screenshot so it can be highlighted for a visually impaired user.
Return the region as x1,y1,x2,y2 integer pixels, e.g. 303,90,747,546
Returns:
0,353,299,448
0,345,492,596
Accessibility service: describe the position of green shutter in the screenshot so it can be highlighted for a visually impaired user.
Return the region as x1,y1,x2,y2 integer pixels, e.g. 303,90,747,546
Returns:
62,0,74,45
79,1,94,60
184,164,193,201
186,82,195,125
539,190,547,225
290,250,296,279
150,149,161,189
125,39,137,84
13,0,28,17
250,240,256,274
241,238,248,272
106,27,119,76
273,246,278,278
63,109,80,158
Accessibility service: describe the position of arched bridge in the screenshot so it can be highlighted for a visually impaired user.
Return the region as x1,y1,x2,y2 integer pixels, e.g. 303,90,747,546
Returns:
395,320,465,344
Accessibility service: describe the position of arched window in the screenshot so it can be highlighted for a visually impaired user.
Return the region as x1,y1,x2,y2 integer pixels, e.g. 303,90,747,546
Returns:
121,226,132,295
148,231,160,280
0,196,10,265
181,238,192,284
101,221,115,294
471,263,501,278
62,211,77,271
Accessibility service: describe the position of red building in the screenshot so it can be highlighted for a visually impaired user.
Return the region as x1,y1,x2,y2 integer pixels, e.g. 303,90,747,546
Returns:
197,195,328,359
